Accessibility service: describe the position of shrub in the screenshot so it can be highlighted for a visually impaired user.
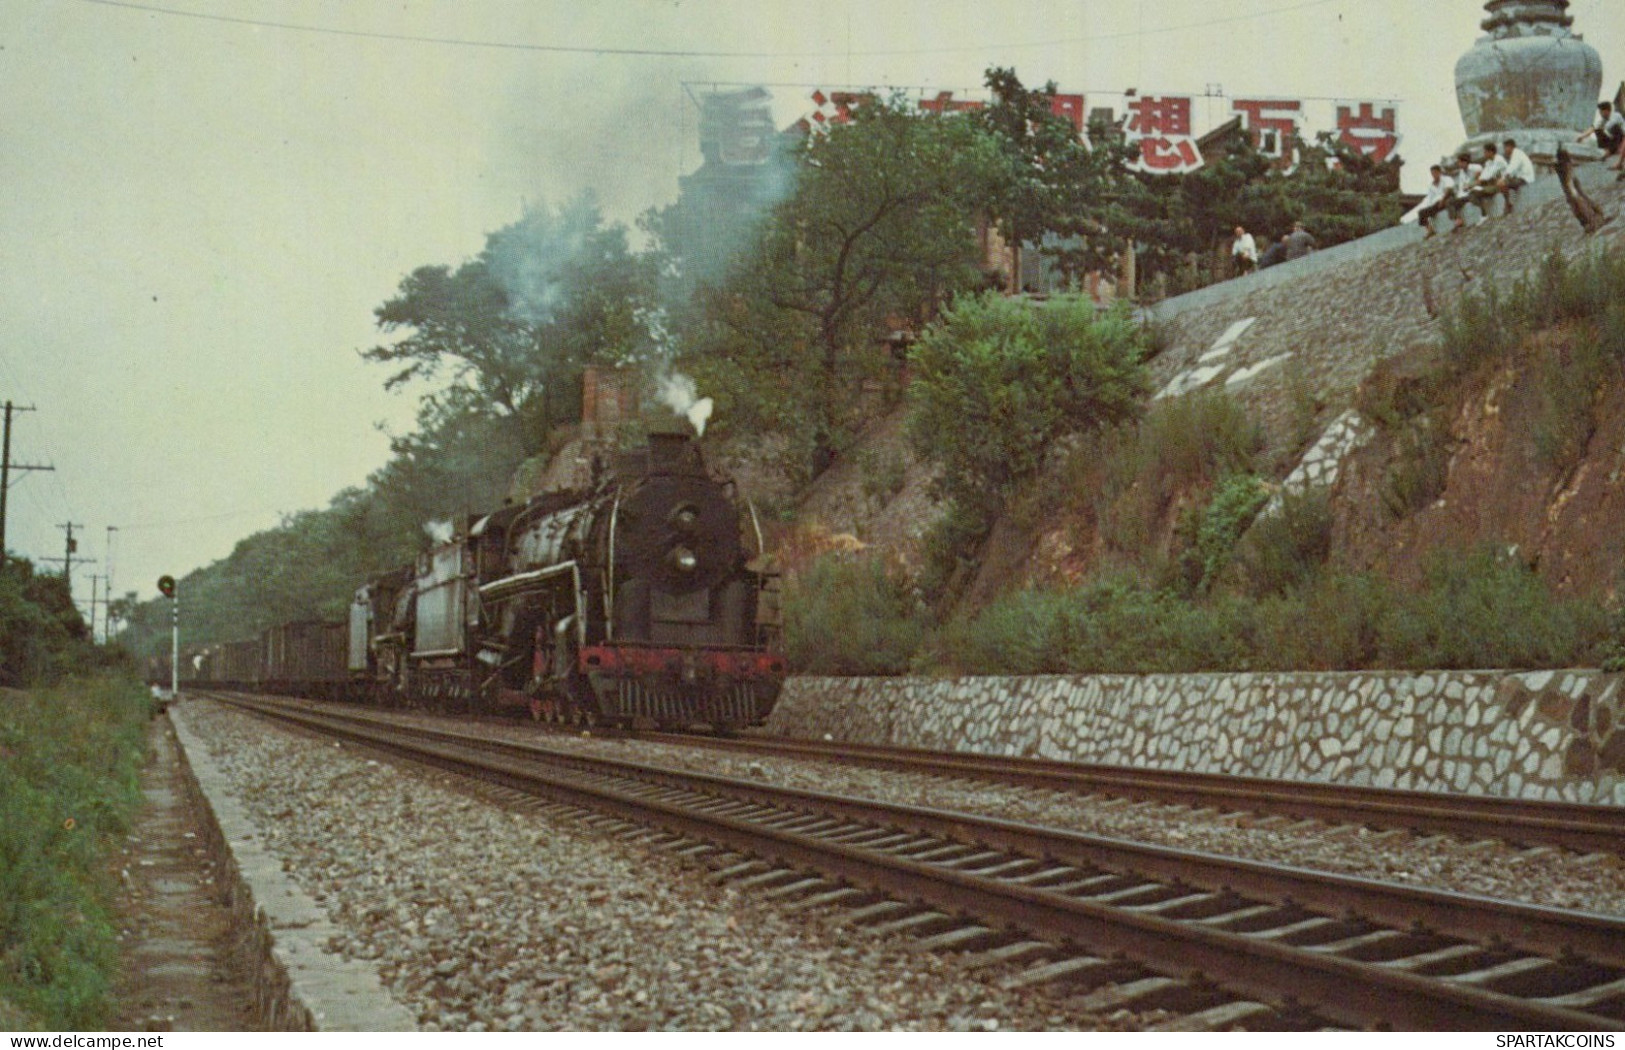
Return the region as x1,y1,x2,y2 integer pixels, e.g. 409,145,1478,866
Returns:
929,547,1606,676
1081,390,1265,565
1234,489,1334,597
1381,413,1451,519
0,678,150,1028
1382,547,1608,670
907,294,1148,516
1532,328,1608,468
782,554,928,675
1176,474,1270,594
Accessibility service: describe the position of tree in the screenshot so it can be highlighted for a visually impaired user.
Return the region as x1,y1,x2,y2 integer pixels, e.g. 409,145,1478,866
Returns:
365,195,655,451
974,67,1140,284
683,97,1007,477
1116,130,1404,293
906,294,1149,521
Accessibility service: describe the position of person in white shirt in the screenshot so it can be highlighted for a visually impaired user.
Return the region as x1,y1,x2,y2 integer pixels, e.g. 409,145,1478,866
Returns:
1489,138,1537,214
1450,151,1482,231
1231,226,1258,275
1468,142,1510,217
1577,100,1625,173
1414,164,1456,238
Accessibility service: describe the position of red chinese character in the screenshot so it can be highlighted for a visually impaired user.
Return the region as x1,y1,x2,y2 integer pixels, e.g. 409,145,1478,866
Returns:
919,91,984,117
1232,98,1303,161
1127,96,1193,137
1336,102,1400,162
1049,93,1086,134
1135,136,1203,173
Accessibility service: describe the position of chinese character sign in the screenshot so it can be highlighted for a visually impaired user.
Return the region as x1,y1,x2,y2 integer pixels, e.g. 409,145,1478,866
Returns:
1232,98,1303,170
918,91,985,117
797,89,868,134
1049,93,1086,135
1125,95,1203,174
1335,102,1401,162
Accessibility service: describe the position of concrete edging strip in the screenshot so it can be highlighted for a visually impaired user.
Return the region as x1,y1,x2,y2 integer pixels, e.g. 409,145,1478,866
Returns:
169,700,418,1031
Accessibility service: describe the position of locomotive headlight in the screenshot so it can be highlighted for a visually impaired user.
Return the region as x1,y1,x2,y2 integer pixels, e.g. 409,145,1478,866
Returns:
669,546,699,573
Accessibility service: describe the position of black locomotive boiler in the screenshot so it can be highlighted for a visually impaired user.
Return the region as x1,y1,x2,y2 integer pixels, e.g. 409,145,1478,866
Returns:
351,430,784,729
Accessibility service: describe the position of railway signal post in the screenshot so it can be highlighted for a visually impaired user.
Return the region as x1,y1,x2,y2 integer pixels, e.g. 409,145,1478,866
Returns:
158,574,177,698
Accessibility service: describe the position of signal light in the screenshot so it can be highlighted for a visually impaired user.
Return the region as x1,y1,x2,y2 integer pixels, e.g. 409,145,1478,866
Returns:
157,574,176,598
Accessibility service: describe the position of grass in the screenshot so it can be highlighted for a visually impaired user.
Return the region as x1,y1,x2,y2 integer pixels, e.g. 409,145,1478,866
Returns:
0,677,151,1029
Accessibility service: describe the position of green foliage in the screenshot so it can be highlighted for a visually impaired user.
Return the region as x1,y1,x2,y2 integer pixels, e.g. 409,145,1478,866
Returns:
1602,603,1625,674
907,295,1149,520
1080,390,1264,564
0,678,150,1028
0,560,116,688
1176,474,1270,594
931,548,1607,675
782,554,928,675
974,68,1139,279
1113,130,1403,294
676,96,1009,476
1234,490,1334,597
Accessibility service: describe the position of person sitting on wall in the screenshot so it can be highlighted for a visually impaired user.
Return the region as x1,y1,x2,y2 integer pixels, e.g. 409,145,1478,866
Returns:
1414,163,1456,238
1450,151,1483,231
1231,226,1258,276
1466,142,1509,216
1257,233,1289,269
1577,100,1625,176
1283,221,1316,261
1496,138,1536,213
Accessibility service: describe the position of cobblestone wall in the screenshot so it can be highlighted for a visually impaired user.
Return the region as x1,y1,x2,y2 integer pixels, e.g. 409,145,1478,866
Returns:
767,670,1625,805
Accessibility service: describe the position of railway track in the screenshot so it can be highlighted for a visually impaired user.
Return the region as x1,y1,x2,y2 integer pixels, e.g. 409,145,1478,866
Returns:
214,694,1625,1031
625,730,1625,855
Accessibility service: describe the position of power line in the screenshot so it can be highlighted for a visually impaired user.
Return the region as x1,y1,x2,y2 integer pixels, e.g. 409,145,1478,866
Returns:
77,0,1346,59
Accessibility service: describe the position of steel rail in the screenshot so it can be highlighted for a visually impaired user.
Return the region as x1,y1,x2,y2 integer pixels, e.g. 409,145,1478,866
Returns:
219,695,1625,1031
630,730,1625,855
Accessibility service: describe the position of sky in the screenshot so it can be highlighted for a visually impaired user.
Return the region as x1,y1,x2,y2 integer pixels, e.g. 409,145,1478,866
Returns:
1,0,1621,630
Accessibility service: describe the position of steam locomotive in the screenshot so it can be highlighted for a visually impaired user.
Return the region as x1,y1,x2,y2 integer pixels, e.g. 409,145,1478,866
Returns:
182,429,786,731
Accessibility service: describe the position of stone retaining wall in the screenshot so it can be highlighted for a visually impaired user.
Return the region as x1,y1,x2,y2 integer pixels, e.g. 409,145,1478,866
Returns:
766,670,1625,805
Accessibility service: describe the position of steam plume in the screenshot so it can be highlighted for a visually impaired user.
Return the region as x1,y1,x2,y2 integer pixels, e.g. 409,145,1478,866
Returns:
656,372,713,437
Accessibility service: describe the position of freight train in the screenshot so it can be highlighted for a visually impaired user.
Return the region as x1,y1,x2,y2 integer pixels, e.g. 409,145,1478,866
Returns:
170,430,786,731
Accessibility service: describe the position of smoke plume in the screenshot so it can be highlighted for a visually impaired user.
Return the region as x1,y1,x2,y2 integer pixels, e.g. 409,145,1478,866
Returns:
656,372,713,437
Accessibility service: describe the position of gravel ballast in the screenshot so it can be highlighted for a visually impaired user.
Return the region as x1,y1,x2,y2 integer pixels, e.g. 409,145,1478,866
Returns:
178,699,1143,1032
461,721,1625,915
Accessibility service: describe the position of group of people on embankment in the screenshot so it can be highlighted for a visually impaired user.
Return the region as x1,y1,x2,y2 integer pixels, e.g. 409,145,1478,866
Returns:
1228,221,1315,276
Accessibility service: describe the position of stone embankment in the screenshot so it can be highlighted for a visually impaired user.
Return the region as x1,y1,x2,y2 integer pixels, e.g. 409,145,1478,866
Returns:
768,670,1625,805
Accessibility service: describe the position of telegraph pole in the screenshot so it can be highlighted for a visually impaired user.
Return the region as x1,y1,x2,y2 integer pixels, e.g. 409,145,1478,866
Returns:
0,401,55,572
39,523,95,612
56,522,87,592
89,573,101,642
103,525,119,641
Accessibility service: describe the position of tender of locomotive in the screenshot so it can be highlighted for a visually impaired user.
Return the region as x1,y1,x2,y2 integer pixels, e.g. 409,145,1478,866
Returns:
351,430,784,729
